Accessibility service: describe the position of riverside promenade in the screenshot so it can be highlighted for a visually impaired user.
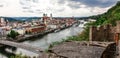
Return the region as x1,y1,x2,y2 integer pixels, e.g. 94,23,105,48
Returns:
0,40,44,54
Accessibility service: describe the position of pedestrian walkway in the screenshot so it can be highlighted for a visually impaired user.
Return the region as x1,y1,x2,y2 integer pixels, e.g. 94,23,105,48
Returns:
0,40,43,54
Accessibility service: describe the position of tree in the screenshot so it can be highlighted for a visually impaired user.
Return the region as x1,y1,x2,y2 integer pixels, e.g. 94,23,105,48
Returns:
7,30,19,39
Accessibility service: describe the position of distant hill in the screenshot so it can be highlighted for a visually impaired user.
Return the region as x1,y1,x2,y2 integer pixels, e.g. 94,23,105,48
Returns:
3,17,19,22
1,17,41,22
11,17,41,21
1,16,88,22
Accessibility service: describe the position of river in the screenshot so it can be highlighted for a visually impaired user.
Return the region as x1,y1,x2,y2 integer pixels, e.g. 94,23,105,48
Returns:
0,26,83,58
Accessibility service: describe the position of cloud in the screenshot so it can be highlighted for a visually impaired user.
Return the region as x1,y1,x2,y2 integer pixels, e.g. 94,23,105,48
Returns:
19,0,66,14
0,4,4,7
22,6,31,9
32,0,39,3
0,2,7,8
0,0,118,17
67,2,81,9
57,0,66,4
68,0,117,8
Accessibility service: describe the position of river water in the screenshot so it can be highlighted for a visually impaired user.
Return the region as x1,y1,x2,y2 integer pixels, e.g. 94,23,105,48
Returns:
0,26,83,58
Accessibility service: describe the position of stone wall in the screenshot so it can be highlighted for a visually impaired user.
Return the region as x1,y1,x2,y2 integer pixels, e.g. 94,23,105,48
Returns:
101,43,116,58
90,25,114,41
90,21,120,41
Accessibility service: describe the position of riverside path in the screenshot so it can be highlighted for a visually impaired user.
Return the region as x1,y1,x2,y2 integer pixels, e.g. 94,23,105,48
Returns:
0,40,43,54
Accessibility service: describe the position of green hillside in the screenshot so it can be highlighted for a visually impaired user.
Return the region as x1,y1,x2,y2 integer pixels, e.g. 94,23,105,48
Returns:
78,2,120,41
90,1,120,26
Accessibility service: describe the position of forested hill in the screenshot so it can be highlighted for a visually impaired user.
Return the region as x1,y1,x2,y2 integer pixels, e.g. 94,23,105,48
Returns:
90,1,120,26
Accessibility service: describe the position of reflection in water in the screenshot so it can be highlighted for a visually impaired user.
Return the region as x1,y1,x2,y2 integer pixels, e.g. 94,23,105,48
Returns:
0,46,16,58
0,26,83,57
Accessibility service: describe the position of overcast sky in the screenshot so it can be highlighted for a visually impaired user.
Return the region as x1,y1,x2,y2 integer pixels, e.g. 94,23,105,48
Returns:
0,0,118,17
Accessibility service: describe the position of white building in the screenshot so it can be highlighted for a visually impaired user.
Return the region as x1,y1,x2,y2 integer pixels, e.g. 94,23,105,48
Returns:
0,27,7,37
0,18,5,23
0,17,6,26
12,28,26,35
88,19,96,22
47,25,57,29
50,13,53,20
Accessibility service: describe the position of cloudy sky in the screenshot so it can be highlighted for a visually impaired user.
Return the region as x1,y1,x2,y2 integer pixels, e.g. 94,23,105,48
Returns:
0,0,118,17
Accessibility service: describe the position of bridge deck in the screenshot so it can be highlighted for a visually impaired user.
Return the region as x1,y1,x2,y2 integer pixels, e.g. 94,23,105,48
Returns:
0,40,43,54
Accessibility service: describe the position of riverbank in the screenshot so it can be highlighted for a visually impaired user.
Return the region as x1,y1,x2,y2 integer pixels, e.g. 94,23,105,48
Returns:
0,24,75,48
0,24,83,58
15,23,76,42
3,23,77,43
0,24,74,48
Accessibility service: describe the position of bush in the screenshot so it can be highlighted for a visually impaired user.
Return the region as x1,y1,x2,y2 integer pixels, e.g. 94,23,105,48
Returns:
7,30,19,39
10,54,31,58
